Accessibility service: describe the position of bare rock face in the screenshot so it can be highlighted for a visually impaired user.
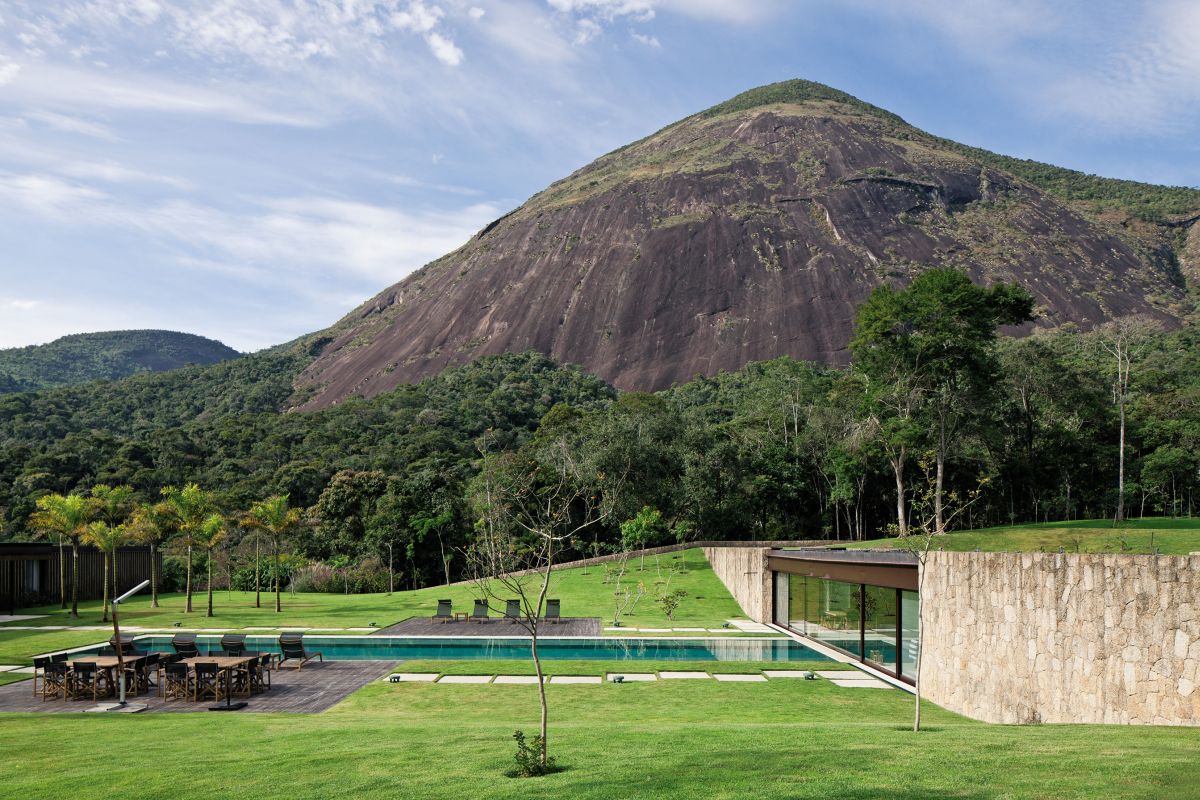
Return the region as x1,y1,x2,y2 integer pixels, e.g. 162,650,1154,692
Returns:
295,82,1191,410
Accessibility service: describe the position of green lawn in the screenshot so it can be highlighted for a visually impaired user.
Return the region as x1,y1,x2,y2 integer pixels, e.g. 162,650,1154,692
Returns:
0,666,1195,799
394,659,849,677
848,517,1200,555
3,548,745,633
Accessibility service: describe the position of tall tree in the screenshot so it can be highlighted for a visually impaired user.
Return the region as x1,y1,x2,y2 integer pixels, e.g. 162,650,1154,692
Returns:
128,501,175,608
245,494,302,613
83,520,129,623
851,269,1033,534
28,493,94,618
194,513,228,618
1097,317,1159,523
89,484,135,594
161,483,215,613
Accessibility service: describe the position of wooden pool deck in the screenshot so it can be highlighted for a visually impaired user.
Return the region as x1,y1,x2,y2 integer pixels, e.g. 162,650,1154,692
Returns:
0,660,396,714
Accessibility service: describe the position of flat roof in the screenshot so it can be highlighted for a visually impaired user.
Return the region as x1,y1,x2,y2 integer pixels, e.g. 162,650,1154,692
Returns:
768,548,917,591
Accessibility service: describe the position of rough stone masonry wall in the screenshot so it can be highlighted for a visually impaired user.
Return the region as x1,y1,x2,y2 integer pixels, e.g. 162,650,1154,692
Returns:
703,547,773,623
921,551,1200,726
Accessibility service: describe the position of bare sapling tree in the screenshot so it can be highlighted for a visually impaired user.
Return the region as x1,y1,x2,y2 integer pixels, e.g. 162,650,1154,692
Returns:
896,452,989,733
1097,316,1159,524
466,436,622,772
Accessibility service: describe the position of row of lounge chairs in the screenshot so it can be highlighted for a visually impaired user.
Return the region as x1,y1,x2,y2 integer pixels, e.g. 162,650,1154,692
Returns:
167,632,323,670
432,598,562,624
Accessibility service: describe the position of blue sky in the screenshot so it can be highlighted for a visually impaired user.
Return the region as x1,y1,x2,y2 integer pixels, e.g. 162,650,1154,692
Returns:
0,0,1197,352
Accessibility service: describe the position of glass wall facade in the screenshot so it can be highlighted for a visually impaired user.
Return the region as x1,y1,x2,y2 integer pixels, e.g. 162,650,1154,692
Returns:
774,572,919,682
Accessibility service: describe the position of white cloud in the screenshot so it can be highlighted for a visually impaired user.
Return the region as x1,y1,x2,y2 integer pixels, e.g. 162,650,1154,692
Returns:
425,31,464,66
630,31,660,48
24,110,117,140
3,298,40,311
468,7,486,21
391,1,444,34
58,160,191,189
1,61,322,127
0,170,499,285
0,58,20,86
547,0,655,22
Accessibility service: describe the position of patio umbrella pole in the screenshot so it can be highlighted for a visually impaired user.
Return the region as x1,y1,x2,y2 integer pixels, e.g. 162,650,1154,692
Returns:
109,580,149,711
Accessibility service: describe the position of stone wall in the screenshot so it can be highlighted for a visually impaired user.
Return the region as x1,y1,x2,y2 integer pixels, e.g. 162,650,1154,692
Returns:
703,546,773,622
920,551,1200,726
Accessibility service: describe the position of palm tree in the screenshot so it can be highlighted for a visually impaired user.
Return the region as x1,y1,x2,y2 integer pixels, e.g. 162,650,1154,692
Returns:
28,494,94,619
83,521,130,623
90,485,135,595
128,501,175,608
245,495,302,613
161,484,215,614
194,513,228,618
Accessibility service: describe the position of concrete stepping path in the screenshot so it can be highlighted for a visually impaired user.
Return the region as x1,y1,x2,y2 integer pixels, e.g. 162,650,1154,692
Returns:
606,673,657,682
387,673,439,682
548,676,602,684
493,675,541,684
713,673,768,682
658,671,712,679
437,675,492,684
0,666,22,672
762,670,813,678
829,678,892,689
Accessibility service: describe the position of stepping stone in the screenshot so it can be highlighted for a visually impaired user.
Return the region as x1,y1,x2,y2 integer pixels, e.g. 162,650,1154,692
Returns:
707,628,731,633
306,628,344,632
606,673,657,682
548,676,602,684
672,627,706,632
8,667,36,674
816,670,860,679
387,673,439,682
658,671,711,679
763,670,813,678
436,675,492,684
345,627,376,631
244,627,280,631
829,678,891,689
0,665,21,672
713,673,768,682
638,628,671,633
493,675,542,684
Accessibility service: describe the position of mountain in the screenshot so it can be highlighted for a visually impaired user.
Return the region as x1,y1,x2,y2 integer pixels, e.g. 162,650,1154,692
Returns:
293,79,1200,410
0,330,241,393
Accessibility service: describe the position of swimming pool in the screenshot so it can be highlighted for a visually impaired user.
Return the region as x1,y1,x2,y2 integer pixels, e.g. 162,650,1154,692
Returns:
76,635,829,663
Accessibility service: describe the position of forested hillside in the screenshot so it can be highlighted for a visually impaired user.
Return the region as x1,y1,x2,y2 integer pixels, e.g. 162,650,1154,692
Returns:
2,274,1198,591
0,330,240,393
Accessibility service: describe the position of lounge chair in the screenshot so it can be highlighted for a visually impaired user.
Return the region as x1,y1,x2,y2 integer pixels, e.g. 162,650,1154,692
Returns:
545,599,561,624
109,633,140,655
432,599,453,623
220,634,248,656
172,632,198,658
470,599,490,624
278,632,324,670
504,599,521,623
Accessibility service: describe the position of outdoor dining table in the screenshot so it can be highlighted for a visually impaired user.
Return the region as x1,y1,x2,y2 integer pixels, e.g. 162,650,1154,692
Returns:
179,656,258,703
65,654,153,699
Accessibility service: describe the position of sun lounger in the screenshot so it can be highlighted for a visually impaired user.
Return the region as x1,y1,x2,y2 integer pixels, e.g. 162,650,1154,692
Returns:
470,599,490,623
432,599,453,623
278,632,324,670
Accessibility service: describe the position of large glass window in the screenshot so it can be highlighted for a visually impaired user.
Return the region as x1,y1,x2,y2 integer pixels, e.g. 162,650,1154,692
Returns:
807,578,862,656
773,572,789,629
862,585,898,672
900,590,919,678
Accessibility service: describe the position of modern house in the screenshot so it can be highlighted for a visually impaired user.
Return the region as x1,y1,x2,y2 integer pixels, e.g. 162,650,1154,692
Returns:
0,543,160,612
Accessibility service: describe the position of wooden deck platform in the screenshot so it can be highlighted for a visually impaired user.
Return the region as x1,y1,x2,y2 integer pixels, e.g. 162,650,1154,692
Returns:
374,616,601,636
0,660,396,714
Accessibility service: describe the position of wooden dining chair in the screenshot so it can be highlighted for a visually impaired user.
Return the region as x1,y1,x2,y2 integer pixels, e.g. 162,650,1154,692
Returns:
193,662,223,703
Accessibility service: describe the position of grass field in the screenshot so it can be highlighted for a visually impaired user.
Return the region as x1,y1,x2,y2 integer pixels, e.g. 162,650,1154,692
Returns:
848,517,1200,555
0,667,1196,799
3,548,746,635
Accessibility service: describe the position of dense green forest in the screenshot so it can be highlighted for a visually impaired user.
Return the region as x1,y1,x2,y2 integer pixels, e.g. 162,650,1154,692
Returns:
2,271,1198,594
0,330,240,393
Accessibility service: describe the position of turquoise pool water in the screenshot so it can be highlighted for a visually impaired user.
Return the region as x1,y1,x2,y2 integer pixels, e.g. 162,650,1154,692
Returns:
80,635,828,663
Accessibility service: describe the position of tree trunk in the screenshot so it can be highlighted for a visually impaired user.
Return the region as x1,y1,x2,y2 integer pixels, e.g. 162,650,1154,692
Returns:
891,447,908,537
58,536,67,610
185,543,194,613
101,553,110,623
274,536,282,613
387,542,394,595
532,544,554,767
1115,392,1126,523
254,533,261,609
150,541,159,608
438,532,450,586
206,554,214,617
69,539,80,619
934,450,946,535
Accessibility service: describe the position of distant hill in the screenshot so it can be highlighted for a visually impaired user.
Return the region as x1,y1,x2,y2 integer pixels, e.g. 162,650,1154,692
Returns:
293,79,1199,409
0,330,241,393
